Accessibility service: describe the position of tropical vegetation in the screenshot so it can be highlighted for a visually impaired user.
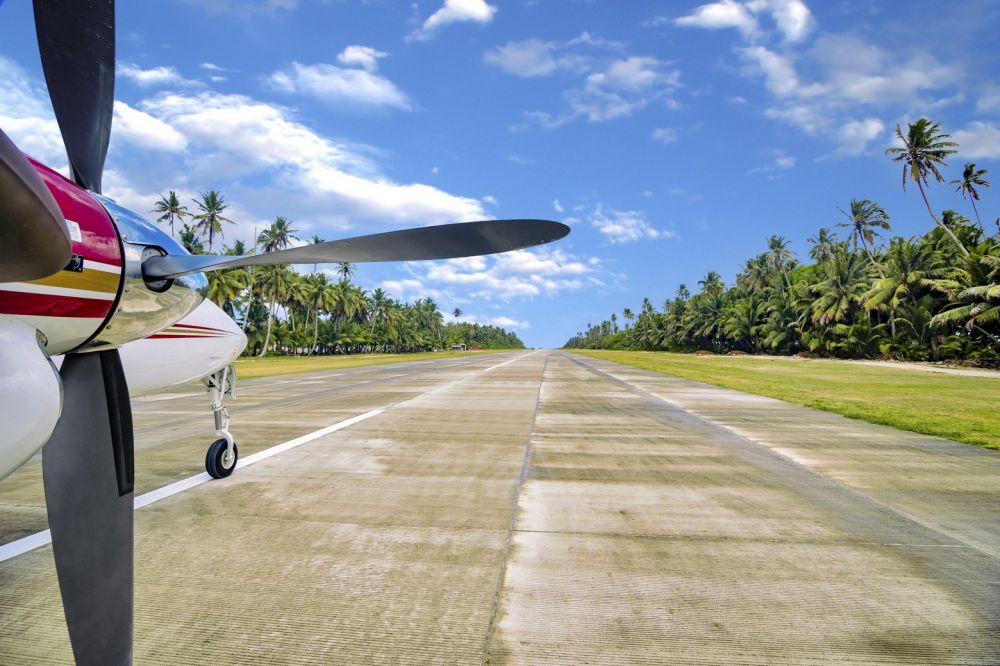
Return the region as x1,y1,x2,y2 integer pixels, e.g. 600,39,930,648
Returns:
565,119,998,362
150,199,525,356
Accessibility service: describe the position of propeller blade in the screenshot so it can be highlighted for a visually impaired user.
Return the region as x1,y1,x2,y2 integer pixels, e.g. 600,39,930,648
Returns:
33,0,115,194
42,350,133,666
143,218,570,280
0,129,71,282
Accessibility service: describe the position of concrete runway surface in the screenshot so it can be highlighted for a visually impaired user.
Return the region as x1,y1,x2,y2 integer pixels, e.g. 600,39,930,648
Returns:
0,350,998,664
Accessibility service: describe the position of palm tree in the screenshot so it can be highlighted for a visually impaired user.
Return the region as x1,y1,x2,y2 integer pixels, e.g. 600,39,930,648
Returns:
766,235,793,273
311,234,324,272
206,268,248,318
951,163,990,231
862,237,945,339
336,262,355,283
837,198,890,275
452,307,463,319
152,191,188,237
808,228,839,264
886,118,968,256
622,307,634,328
810,250,870,325
258,216,299,253
178,224,204,254
932,247,1000,338
258,265,295,356
698,271,725,297
192,190,236,253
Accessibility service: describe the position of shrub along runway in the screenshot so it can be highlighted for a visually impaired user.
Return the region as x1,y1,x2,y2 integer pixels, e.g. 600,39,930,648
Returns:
0,352,997,664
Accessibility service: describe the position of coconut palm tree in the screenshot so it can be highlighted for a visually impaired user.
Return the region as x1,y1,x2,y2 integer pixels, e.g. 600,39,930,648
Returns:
336,262,355,283
152,190,188,237
886,118,968,256
192,190,235,253
258,264,295,356
862,237,946,339
951,163,990,231
932,246,1000,338
837,198,890,275
257,216,299,253
452,307,463,319
766,235,794,273
810,250,871,325
178,224,204,254
808,228,840,264
698,271,725,297
206,268,248,318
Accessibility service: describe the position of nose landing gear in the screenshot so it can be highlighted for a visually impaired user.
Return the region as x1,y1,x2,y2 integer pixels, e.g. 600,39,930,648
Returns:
203,365,238,479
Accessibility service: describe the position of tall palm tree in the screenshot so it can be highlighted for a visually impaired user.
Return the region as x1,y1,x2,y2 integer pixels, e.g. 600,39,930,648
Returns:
698,271,725,297
452,307,463,319
951,162,990,231
370,288,390,334
192,190,235,253
886,118,968,256
808,228,839,264
837,198,891,275
766,235,793,273
336,262,355,283
862,237,945,339
311,234,324,272
932,247,1000,338
258,265,295,356
258,216,299,253
622,307,634,327
152,190,188,237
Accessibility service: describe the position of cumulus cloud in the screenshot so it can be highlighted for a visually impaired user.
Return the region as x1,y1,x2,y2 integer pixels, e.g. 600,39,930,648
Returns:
409,0,497,42
484,38,590,78
112,101,188,152
117,63,198,88
567,56,681,123
835,117,884,155
673,0,812,42
590,205,674,244
0,56,66,169
391,247,599,303
337,45,389,72
268,61,411,110
952,122,1000,159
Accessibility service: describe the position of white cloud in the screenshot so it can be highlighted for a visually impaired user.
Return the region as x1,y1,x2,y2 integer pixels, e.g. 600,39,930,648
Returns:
674,0,812,42
268,61,410,110
117,63,198,88
952,122,1000,159
137,91,484,226
652,127,678,144
482,195,498,205
590,206,674,244
676,0,759,38
337,45,389,72
200,62,227,72
112,101,187,152
0,56,66,169
775,154,795,168
409,0,497,42
484,38,591,78
567,56,681,122
835,117,884,155
553,199,564,213
488,316,529,329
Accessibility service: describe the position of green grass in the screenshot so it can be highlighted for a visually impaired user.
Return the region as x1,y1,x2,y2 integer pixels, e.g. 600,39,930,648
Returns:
570,350,1000,451
233,349,508,379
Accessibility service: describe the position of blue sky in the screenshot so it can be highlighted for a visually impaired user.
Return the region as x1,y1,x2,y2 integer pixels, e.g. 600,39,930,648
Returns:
1,0,998,347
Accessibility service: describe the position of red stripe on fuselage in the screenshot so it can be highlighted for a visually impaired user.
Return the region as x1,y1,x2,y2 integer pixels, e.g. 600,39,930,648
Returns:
0,290,113,318
171,323,230,333
146,334,228,339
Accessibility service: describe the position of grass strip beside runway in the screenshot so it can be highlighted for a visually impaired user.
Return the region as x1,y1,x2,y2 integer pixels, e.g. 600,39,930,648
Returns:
232,349,509,379
570,350,1000,451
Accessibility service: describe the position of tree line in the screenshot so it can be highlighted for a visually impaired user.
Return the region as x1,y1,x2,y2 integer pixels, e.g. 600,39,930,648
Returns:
565,119,999,361
151,192,524,356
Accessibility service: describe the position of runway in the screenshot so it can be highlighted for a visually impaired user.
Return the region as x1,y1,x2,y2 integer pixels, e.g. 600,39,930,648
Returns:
0,351,998,664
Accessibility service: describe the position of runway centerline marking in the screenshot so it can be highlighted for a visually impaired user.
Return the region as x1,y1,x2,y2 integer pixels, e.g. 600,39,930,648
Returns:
0,409,383,563
483,350,538,373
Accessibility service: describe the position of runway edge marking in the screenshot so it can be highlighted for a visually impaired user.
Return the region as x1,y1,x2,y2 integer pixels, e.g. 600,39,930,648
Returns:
0,408,384,563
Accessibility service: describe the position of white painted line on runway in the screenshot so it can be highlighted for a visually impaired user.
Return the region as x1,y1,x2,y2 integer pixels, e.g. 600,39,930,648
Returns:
0,408,384,563
483,350,538,373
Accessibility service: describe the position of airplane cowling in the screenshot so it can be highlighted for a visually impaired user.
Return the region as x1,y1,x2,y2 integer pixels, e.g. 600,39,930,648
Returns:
0,315,62,480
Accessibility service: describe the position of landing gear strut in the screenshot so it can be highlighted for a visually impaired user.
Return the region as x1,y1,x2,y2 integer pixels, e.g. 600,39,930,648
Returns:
203,365,238,479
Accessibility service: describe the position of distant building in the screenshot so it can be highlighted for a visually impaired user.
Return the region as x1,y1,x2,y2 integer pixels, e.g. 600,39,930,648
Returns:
450,343,467,351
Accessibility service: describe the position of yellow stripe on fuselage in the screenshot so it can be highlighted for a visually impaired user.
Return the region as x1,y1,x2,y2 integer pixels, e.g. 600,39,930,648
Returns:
26,268,120,294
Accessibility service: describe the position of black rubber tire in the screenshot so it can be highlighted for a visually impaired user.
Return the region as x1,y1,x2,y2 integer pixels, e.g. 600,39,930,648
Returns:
205,438,238,479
